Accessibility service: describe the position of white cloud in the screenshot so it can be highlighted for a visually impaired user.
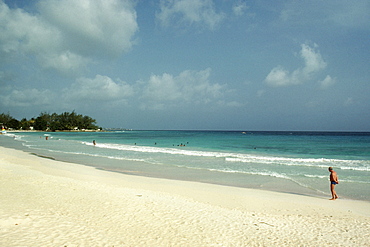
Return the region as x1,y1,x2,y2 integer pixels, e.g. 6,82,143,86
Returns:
39,51,90,74
265,66,292,87
63,75,134,102
38,0,138,56
156,0,225,30
232,1,248,17
0,1,60,53
140,68,225,109
0,88,54,107
0,74,135,110
142,73,182,102
319,75,336,89
300,44,327,74
0,0,138,73
265,43,327,87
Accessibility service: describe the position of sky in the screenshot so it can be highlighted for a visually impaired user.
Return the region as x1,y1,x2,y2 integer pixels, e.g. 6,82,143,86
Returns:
0,0,369,131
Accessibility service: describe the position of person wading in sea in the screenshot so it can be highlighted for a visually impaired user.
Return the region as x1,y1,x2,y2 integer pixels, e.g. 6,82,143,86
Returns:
328,167,339,200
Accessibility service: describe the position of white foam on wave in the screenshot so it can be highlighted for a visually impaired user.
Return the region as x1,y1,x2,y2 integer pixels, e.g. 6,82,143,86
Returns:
23,143,149,164
225,156,370,172
90,142,233,158
4,133,26,141
340,179,370,184
304,174,327,179
84,142,370,172
206,167,326,194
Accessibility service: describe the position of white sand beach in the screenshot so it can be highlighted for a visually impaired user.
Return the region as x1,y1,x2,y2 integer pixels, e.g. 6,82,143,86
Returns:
1,146,369,246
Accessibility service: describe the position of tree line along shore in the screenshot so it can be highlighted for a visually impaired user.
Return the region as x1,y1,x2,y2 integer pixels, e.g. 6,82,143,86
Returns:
1,111,101,132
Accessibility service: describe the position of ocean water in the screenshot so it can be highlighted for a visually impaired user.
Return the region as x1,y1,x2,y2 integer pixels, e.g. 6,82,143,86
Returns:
1,131,369,201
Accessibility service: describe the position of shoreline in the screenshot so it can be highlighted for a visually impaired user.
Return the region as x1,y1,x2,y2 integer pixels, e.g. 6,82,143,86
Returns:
5,129,370,133
0,134,331,200
1,146,370,246
1,132,369,202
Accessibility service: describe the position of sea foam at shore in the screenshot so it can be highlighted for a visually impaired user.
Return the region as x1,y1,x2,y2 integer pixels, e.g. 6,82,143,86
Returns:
1,130,370,201
1,144,370,246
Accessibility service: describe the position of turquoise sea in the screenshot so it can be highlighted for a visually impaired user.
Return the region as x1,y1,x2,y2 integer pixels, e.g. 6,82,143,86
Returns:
1,131,369,201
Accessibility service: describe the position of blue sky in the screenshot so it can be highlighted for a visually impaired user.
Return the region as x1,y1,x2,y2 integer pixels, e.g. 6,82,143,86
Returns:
0,0,369,130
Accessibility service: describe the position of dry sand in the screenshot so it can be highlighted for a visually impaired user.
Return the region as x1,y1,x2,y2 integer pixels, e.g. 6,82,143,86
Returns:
0,146,369,246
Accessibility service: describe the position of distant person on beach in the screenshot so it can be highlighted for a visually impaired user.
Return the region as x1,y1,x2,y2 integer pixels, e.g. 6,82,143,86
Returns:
93,140,96,146
328,167,339,200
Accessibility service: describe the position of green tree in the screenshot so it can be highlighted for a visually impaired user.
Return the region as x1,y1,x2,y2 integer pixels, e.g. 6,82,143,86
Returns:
81,115,98,129
20,118,31,130
58,112,74,130
1,111,99,131
8,118,20,129
0,112,19,129
47,113,59,131
34,112,50,131
0,112,13,125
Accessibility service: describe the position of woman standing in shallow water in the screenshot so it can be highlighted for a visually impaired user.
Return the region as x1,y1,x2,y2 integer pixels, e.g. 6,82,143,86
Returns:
328,167,339,200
